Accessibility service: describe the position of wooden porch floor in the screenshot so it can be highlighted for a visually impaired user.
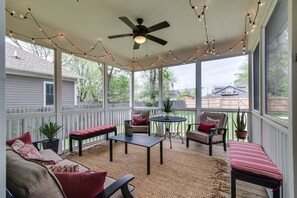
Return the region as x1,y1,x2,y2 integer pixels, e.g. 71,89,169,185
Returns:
160,135,268,198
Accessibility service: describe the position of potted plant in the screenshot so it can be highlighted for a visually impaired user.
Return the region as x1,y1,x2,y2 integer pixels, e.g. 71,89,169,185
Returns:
40,122,62,153
233,108,247,139
163,98,174,119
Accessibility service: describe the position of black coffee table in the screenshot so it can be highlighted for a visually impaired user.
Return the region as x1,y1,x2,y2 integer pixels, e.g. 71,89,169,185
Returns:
109,134,165,175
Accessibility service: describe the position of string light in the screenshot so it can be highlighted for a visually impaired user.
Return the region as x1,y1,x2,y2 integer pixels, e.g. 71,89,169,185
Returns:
6,0,265,70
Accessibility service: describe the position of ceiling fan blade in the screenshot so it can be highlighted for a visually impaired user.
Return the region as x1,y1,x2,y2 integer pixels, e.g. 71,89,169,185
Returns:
147,35,167,45
119,17,138,31
147,21,170,33
133,42,140,50
108,33,133,39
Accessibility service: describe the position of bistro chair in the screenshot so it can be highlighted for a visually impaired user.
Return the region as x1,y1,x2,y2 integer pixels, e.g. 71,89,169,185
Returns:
125,110,151,136
186,112,228,156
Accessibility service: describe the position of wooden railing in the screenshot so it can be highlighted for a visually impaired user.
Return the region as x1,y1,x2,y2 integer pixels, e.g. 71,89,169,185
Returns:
6,107,247,151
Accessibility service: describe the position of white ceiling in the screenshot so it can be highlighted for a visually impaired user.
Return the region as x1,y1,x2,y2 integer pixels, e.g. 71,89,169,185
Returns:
5,0,270,70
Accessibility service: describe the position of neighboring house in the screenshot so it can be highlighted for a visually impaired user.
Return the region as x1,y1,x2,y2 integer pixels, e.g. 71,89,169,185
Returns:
169,90,180,100
5,43,80,108
212,85,247,97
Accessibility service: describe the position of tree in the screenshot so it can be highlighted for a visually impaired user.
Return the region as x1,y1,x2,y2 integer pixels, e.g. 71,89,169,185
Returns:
62,55,104,102
234,63,248,86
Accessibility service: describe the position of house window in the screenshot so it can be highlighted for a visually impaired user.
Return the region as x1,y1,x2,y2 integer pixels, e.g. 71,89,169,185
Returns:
265,0,288,121
44,82,54,106
253,43,260,111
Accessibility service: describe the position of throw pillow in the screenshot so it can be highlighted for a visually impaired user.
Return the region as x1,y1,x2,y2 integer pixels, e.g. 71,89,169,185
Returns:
47,164,79,172
11,139,26,151
206,117,221,134
31,159,57,166
54,172,107,198
131,114,142,118
198,122,216,134
132,117,148,125
6,132,32,146
17,143,42,159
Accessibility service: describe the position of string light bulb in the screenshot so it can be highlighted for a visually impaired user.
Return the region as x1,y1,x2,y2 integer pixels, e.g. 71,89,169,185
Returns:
32,38,35,42
9,31,12,36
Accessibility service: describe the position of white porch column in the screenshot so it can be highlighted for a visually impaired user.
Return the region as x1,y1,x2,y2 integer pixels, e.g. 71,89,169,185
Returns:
131,71,134,109
158,68,163,108
0,0,5,196
103,63,108,124
289,0,297,195
54,48,62,154
196,60,202,122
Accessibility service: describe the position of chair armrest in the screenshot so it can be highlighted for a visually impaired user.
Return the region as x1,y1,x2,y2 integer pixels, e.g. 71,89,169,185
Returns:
96,174,134,198
187,123,200,131
32,140,45,151
209,127,228,137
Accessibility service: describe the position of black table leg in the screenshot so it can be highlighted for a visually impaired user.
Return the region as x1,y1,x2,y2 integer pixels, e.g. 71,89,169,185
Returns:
69,136,73,152
78,139,82,156
231,171,236,198
167,127,172,149
160,141,163,164
147,147,150,175
110,139,113,162
125,142,128,154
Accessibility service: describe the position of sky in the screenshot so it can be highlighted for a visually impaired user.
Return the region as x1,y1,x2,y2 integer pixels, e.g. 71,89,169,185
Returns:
166,55,248,96
201,55,248,95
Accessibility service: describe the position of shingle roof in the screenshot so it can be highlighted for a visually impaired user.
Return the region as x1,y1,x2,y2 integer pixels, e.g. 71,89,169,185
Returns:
5,43,80,80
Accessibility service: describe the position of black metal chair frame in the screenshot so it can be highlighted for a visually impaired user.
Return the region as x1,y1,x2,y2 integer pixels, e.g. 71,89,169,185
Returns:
186,123,228,156
231,170,282,198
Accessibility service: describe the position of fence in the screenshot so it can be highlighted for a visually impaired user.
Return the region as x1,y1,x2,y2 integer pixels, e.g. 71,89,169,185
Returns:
6,106,247,152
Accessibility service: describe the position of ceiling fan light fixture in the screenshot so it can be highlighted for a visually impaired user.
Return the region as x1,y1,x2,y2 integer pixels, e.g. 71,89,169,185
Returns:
134,34,147,44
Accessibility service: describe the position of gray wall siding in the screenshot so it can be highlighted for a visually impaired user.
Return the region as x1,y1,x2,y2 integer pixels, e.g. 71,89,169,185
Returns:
6,74,74,107
62,81,75,106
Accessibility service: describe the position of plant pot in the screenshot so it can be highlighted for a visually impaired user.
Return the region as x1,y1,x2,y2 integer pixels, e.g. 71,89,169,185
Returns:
235,130,247,139
42,139,59,153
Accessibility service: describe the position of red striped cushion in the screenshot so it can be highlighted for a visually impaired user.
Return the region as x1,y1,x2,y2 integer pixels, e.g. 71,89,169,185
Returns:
230,141,282,181
70,125,116,136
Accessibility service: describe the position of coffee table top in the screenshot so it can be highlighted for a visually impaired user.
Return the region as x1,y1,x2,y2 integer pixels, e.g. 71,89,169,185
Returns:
109,134,164,148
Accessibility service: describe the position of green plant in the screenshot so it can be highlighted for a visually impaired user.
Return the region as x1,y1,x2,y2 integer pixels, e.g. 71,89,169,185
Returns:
233,108,246,131
163,98,173,113
40,122,62,142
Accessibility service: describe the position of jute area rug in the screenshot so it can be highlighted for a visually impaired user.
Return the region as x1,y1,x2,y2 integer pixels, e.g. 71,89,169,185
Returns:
64,139,230,198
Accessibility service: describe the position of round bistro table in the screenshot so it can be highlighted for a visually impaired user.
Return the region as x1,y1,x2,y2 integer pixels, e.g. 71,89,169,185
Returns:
149,116,187,149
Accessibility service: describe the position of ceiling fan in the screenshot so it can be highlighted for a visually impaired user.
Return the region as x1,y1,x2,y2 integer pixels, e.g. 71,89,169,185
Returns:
108,17,170,50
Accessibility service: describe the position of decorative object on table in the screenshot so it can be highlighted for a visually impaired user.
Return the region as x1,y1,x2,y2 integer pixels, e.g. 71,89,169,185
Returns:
162,98,173,119
40,121,62,153
124,120,133,136
233,108,247,140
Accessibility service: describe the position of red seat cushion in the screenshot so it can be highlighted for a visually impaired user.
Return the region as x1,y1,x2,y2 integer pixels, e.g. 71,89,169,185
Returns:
54,172,107,198
229,141,282,181
70,125,116,136
6,132,32,146
132,117,148,126
197,122,216,134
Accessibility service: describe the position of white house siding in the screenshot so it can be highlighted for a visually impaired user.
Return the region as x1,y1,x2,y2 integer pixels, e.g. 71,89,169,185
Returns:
5,74,74,107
